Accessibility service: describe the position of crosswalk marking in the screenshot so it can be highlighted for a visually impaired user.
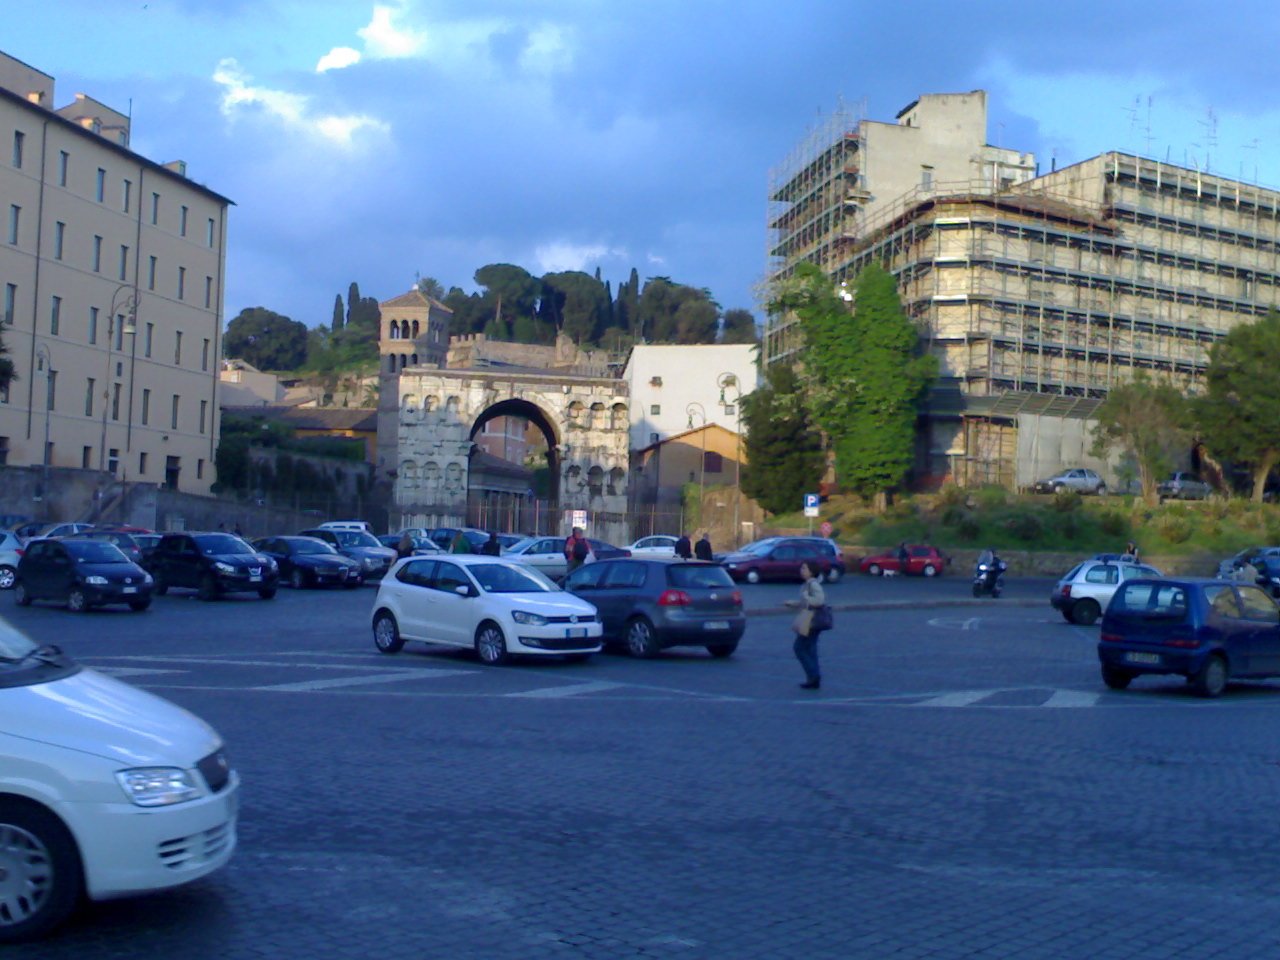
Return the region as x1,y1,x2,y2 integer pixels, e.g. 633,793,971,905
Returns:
916,690,990,707
507,680,622,699
1042,689,1102,708
252,670,474,692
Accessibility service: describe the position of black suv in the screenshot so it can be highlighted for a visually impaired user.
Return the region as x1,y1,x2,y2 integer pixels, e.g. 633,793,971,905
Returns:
15,537,153,612
563,558,745,658
150,532,279,601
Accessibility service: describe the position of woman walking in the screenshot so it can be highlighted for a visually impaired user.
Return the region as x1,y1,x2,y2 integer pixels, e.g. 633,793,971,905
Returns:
786,562,826,690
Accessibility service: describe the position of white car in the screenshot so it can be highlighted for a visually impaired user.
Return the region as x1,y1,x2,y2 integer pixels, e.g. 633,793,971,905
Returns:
628,535,678,558
503,535,571,580
0,530,21,589
371,555,601,665
1050,558,1162,625
0,618,239,942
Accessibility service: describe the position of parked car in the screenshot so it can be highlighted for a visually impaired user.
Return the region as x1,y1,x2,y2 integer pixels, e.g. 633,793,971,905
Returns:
428,527,490,551
318,520,374,533
858,544,949,578
299,528,397,580
1158,471,1211,500
1032,468,1107,495
12,521,96,543
14,537,153,612
371,555,602,665
496,533,528,551
0,530,22,590
377,533,443,556
133,532,163,566
627,535,679,558
722,537,845,584
0,616,239,941
64,530,146,565
1215,547,1280,580
1050,558,1163,625
253,536,363,589
563,558,745,658
0,513,32,531
1097,577,1280,697
504,535,572,579
150,532,279,601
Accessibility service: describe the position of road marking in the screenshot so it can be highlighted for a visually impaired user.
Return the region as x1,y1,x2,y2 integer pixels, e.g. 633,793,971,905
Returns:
1043,689,1102,708
916,690,991,707
507,681,623,699
251,670,474,692
94,667,186,679
926,617,980,631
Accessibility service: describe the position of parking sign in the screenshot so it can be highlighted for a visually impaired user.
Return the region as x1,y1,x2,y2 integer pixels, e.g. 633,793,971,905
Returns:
803,493,820,518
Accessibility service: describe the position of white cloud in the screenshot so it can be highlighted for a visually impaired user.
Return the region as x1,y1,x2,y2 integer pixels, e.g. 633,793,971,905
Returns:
358,4,427,59
212,58,388,146
535,242,627,274
316,46,362,73
519,24,573,75
646,252,667,266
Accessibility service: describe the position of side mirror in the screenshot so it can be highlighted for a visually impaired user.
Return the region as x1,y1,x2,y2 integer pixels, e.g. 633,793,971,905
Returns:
454,584,471,597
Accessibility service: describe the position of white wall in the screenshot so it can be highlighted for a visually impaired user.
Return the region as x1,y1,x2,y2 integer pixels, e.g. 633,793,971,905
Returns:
624,345,758,451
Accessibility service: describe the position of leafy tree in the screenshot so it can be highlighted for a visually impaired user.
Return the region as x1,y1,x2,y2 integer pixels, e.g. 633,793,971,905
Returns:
223,307,309,371
331,295,344,332
415,275,445,301
0,324,14,393
540,271,609,343
1197,310,1280,500
721,308,759,344
674,298,719,343
775,262,936,499
1090,372,1191,503
740,363,825,514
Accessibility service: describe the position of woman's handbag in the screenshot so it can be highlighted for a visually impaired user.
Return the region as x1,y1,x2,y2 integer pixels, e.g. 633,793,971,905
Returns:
791,608,813,635
812,604,834,632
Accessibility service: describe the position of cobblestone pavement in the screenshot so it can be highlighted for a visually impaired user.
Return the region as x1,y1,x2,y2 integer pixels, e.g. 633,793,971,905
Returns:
6,582,1280,959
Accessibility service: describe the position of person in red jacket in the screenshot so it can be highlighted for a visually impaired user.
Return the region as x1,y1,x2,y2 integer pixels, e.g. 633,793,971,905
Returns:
564,527,589,574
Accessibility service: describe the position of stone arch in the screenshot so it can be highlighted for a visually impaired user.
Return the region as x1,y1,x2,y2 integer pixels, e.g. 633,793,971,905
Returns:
422,460,440,491
400,459,419,489
385,354,396,373
444,462,464,493
610,402,627,430
445,395,461,414
411,320,420,338
411,353,419,366
399,320,410,338
424,395,438,413
587,465,604,496
398,354,408,371
470,396,564,504
607,466,625,495
401,393,419,413
587,402,605,429
388,322,400,340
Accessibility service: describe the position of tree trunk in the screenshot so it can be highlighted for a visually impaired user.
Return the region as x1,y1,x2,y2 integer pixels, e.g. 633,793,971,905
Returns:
1251,450,1278,502
1139,463,1159,506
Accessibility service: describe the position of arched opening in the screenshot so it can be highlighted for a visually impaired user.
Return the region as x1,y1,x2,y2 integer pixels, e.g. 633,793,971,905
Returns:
411,320,420,338
411,353,419,366
469,397,562,535
389,322,399,340
611,403,627,430
399,320,410,338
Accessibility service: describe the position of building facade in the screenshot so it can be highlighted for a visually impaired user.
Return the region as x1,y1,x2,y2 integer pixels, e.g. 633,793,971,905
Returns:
630,423,745,506
379,288,451,372
0,51,230,493
622,344,757,452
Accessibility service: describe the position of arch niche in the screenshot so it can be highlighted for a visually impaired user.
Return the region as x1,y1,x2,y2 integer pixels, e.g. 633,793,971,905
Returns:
469,397,562,503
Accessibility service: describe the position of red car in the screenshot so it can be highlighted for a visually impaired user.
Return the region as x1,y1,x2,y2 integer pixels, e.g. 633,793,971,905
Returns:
859,545,949,577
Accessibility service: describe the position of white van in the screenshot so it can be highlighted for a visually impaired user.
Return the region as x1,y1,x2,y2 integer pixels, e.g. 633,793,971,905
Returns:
0,618,239,941
318,520,373,534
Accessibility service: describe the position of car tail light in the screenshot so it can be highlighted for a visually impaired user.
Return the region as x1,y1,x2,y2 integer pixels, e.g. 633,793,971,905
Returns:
620,549,632,557
658,589,691,606
1164,637,1200,648
15,548,23,557
1100,632,1122,643
1060,584,1072,598
731,589,742,606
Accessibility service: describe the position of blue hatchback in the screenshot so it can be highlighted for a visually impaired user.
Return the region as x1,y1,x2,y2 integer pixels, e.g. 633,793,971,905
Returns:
1097,578,1280,697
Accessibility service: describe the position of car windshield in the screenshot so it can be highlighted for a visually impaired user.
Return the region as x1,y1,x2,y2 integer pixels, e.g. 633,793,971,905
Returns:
0,617,37,659
65,541,128,563
335,531,381,548
667,564,735,589
292,539,335,555
469,563,557,593
506,538,537,554
195,534,254,555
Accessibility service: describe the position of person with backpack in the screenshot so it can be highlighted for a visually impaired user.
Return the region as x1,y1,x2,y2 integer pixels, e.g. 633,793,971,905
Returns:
480,532,501,556
564,527,590,574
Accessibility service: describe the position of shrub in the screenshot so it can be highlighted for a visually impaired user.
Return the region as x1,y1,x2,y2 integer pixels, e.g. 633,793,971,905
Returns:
1051,489,1082,513
1002,510,1043,542
941,503,969,527
937,484,967,508
1099,511,1128,537
975,485,1008,510
956,514,982,542
1155,514,1193,544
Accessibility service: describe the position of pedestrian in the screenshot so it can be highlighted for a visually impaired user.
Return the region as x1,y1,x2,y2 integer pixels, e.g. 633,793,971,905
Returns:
896,541,909,569
564,526,590,574
449,530,472,554
481,532,501,556
675,532,693,559
1125,540,1141,562
234,522,244,537
396,532,415,560
785,562,826,690
694,532,714,561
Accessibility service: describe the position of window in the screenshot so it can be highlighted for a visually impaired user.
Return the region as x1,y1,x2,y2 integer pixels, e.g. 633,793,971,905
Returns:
82,446,92,469
180,205,188,236
3,283,14,324
141,388,150,425
12,131,23,168
108,448,119,475
921,165,933,189
122,179,131,212
150,192,159,224
7,204,18,244
118,244,128,281
174,330,183,365
207,218,215,246
196,458,204,480
0,436,8,463
201,338,210,371
111,383,121,420
95,168,105,202
171,394,180,429
148,256,157,290
650,404,660,415
724,404,736,416
177,266,186,300
92,235,102,272
603,562,648,589
1236,585,1278,621
58,150,68,186
50,296,60,335
53,221,65,259
88,307,98,344
1084,564,1118,585
704,451,724,473
204,276,212,309
85,378,95,417
47,370,57,411
138,451,148,475
199,400,207,433
144,322,153,358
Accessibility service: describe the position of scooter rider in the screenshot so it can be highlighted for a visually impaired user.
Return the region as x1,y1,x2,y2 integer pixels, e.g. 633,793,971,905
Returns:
974,547,1007,596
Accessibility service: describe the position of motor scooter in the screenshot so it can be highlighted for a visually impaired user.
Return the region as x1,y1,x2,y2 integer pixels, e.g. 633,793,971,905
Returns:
972,550,1006,598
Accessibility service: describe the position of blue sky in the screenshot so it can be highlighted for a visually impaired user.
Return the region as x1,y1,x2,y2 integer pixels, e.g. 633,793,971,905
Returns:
10,0,1280,330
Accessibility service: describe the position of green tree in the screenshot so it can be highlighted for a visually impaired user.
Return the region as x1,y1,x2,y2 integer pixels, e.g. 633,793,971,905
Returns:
720,308,759,344
330,295,344,332
1091,372,1191,503
775,262,936,499
540,271,609,343
415,275,445,301
740,363,825,514
674,298,719,343
1197,310,1280,500
223,307,310,371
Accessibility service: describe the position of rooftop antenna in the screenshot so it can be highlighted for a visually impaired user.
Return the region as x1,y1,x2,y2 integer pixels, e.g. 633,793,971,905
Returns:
1244,138,1260,184
1123,96,1140,154
1143,95,1156,157
1199,106,1218,172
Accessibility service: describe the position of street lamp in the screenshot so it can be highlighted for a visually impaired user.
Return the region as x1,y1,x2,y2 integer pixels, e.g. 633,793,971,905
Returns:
686,401,707,526
99,285,137,477
717,372,743,547
35,343,52,511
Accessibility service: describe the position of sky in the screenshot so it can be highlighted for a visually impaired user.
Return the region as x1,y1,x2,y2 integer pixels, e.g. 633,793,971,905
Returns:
9,0,1280,331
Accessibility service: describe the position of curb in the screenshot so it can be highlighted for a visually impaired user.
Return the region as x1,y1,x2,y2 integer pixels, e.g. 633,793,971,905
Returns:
746,597,1044,617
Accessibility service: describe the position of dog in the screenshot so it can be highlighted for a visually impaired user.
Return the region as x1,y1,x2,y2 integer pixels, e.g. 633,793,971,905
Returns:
882,568,900,578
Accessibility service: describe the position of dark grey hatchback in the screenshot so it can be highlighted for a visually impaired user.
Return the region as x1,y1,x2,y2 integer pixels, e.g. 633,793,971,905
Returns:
563,559,745,658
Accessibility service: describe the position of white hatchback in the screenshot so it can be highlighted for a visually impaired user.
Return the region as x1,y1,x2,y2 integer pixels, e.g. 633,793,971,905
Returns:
1050,558,1163,625
371,555,602,665
0,618,239,942
627,535,678,558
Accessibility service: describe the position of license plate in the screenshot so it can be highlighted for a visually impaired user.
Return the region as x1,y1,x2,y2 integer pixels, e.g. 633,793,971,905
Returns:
1125,652,1161,665
123,586,138,594
566,627,588,639
704,620,730,630
249,574,262,582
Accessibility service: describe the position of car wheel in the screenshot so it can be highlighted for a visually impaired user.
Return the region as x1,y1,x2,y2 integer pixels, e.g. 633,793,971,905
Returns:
706,642,738,658
66,589,89,613
258,587,277,600
866,563,882,577
1052,483,1064,494
197,576,219,602
745,569,761,584
1101,665,1134,690
625,617,660,658
0,798,84,943
825,566,842,584
13,582,31,607
475,621,509,666
128,598,151,612
1096,484,1107,496
372,611,404,654
1072,598,1101,626
0,565,15,591
1192,654,1229,699
152,573,168,596
1061,609,1076,624
922,564,938,577
290,568,307,589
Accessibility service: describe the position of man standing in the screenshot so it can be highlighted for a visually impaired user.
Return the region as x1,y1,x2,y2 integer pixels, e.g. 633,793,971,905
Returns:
674,532,693,559
694,532,714,561
564,526,590,574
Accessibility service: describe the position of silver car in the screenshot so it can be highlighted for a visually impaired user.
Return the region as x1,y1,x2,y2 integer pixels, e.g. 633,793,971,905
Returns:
1034,468,1106,495
0,530,22,589
1050,558,1162,625
1158,471,1211,500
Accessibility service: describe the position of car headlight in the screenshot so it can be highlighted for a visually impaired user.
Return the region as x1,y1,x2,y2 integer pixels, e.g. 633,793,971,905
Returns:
512,610,548,626
214,561,235,573
84,575,109,585
363,557,377,568
143,573,154,584
115,767,203,807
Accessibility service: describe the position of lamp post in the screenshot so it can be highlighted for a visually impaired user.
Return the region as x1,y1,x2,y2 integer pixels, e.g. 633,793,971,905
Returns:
717,372,742,547
686,401,707,528
35,343,52,512
99,285,137,477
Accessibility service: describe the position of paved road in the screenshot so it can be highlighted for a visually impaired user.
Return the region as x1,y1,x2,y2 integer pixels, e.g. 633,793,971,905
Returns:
6,580,1280,959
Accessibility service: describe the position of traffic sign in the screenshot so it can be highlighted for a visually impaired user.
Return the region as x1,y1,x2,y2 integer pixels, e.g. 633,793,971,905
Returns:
819,521,833,537
803,493,820,518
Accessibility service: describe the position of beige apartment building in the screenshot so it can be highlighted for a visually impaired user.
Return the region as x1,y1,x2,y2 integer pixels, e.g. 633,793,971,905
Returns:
0,51,230,494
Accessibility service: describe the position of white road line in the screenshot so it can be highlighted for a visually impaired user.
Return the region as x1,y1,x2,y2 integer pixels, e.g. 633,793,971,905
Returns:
93,667,186,679
916,690,991,707
252,670,474,692
84,655,424,672
1042,689,1102,708
507,681,623,699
